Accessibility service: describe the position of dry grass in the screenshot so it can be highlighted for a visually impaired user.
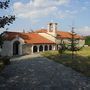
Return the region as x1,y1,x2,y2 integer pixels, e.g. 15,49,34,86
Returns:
42,47,90,77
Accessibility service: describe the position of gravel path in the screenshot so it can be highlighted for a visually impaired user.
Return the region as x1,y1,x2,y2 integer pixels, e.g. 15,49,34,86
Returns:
0,54,90,90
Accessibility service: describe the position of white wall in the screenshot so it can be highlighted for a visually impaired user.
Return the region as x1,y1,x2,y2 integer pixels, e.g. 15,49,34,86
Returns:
39,33,56,42
77,39,85,47
11,37,24,56
1,41,12,56
1,37,24,56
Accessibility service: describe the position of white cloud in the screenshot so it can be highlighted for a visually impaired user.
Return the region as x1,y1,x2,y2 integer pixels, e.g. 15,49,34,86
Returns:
13,0,70,19
54,10,78,19
76,26,90,36
31,0,70,8
82,7,87,10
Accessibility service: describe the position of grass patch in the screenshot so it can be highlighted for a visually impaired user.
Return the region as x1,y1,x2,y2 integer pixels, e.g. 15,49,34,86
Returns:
42,47,90,77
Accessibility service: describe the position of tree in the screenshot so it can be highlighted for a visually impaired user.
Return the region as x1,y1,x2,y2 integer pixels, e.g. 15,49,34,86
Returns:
58,38,66,56
0,0,15,28
85,36,90,46
0,0,15,46
0,0,9,9
70,27,78,59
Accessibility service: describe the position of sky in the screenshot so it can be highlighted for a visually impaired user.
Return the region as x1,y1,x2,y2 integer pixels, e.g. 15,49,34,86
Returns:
0,0,90,36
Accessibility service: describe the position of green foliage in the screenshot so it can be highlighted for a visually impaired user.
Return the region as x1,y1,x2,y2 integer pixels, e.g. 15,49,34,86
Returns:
0,0,15,46
0,15,15,28
85,36,90,46
0,58,5,72
0,0,10,9
0,56,10,72
2,56,10,65
0,0,15,28
0,34,3,46
58,43,66,54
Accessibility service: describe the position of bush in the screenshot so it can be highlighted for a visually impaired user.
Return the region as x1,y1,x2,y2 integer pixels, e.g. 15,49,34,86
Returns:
58,43,66,55
0,58,5,72
2,56,11,65
85,36,90,46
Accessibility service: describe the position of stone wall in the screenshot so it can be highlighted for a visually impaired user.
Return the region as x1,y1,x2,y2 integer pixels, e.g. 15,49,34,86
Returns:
22,44,32,55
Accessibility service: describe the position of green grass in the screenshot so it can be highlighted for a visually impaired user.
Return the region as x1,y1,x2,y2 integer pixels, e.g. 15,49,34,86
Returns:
42,47,90,77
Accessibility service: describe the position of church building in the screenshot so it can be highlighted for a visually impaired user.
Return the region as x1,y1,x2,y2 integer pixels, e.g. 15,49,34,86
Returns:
1,22,85,56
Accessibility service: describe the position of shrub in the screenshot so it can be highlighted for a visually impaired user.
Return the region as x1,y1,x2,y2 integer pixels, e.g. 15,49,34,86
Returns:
85,36,90,46
2,56,11,65
58,43,66,55
0,58,5,72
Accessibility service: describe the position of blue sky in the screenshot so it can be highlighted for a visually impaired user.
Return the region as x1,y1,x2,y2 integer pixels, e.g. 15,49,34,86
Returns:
0,0,90,35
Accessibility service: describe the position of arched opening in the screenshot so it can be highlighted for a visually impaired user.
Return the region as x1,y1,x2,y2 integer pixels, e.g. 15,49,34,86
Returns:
45,45,48,51
13,41,20,55
39,45,43,52
49,45,52,50
33,46,37,53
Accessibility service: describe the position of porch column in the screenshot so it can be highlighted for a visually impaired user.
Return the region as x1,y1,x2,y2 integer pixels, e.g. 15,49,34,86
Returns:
31,45,33,54
43,45,45,52
53,45,56,50
48,45,49,51
19,44,23,55
37,45,39,52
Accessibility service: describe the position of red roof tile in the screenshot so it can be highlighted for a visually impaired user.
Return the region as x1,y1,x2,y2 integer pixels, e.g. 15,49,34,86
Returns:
56,31,83,39
3,32,55,44
35,29,83,39
35,29,47,33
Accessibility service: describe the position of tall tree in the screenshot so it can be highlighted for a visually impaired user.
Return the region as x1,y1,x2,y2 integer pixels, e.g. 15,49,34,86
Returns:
70,27,77,59
0,0,15,28
0,0,15,46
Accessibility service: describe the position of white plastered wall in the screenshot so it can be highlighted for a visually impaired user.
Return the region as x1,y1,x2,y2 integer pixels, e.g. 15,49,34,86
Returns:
1,37,24,56
38,33,56,42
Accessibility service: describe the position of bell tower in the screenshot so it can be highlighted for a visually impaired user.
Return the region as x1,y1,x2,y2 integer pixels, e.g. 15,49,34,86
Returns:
47,22,57,37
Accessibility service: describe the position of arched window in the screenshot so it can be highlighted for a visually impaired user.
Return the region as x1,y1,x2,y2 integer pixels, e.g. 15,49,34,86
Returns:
39,45,43,52
45,45,48,51
33,46,37,53
49,45,52,50
13,41,20,55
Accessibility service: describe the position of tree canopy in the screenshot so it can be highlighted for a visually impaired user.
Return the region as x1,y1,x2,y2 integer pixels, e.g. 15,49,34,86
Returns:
0,0,15,46
0,0,15,28
85,36,90,46
0,0,10,9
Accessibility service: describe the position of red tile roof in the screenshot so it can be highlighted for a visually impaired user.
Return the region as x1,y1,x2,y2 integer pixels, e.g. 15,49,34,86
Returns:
35,29,47,33
35,29,83,39
3,29,83,45
3,32,55,44
56,31,82,39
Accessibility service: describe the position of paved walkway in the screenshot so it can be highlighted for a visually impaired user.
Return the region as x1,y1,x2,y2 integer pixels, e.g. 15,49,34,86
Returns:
0,54,90,90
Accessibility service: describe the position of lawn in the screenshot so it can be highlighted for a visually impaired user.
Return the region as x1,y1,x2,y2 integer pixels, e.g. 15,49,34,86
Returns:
42,47,90,77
